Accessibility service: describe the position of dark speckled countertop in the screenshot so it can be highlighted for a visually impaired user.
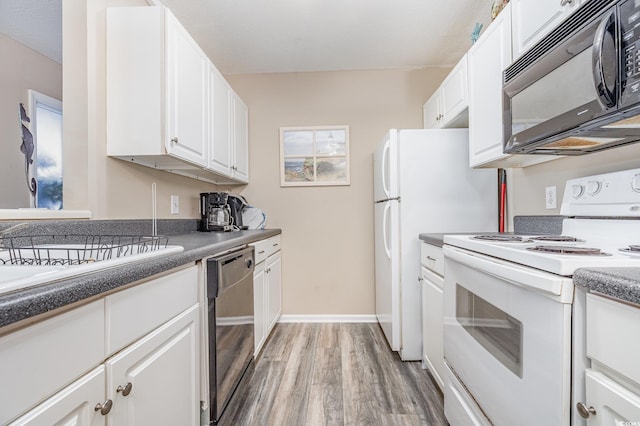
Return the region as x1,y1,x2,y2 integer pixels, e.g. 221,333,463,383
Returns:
0,221,280,331
574,268,640,306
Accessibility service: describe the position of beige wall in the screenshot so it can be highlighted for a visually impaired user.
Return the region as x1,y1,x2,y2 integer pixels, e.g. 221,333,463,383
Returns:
63,0,221,219
227,68,449,315
0,33,62,209
508,143,640,219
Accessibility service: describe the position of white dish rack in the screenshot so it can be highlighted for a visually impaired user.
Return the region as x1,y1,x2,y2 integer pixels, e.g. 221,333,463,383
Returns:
0,234,170,266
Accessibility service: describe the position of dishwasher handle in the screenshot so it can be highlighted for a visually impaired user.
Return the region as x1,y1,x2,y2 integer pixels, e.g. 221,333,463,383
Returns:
206,246,255,298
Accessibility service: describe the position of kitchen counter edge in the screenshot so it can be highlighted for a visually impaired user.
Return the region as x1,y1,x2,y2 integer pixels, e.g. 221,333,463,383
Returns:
0,229,281,331
574,267,640,306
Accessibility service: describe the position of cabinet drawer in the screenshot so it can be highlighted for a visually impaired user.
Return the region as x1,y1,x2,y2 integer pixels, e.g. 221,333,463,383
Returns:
106,265,197,355
252,234,282,264
586,294,640,385
421,242,444,276
0,301,105,424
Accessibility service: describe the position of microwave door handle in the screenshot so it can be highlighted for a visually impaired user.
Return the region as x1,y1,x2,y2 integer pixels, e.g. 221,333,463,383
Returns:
592,10,617,108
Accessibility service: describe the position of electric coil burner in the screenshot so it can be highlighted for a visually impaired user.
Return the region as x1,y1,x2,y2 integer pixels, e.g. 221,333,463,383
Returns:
472,235,529,242
526,245,611,256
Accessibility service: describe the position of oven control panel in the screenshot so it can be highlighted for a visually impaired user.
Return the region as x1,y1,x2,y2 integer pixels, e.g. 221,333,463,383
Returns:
560,168,640,216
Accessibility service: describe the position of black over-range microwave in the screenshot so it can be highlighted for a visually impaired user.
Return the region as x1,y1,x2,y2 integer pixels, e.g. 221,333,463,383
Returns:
503,0,640,155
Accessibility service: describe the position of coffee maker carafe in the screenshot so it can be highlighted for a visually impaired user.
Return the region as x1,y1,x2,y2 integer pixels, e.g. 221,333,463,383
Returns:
200,192,232,231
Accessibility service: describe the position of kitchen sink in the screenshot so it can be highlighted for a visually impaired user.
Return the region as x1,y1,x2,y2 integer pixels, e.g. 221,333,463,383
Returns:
0,241,184,296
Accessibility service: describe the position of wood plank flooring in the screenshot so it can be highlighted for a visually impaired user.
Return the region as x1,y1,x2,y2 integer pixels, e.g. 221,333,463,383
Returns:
220,323,448,426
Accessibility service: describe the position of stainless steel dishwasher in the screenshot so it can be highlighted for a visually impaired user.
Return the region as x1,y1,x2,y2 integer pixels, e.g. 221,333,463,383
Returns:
206,246,255,424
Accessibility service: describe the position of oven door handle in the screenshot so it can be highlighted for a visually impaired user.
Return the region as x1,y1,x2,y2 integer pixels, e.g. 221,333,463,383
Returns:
444,246,567,297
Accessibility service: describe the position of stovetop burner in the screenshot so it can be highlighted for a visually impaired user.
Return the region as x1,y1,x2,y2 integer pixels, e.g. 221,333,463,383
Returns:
619,245,640,255
526,245,611,256
529,235,585,243
472,235,529,242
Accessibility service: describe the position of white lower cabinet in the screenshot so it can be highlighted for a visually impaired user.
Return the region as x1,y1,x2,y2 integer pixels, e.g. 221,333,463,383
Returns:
577,294,640,425
9,367,106,426
3,266,200,425
421,267,444,390
251,235,282,356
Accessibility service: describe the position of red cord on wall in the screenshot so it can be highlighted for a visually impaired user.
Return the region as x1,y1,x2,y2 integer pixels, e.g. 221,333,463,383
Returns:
499,169,507,233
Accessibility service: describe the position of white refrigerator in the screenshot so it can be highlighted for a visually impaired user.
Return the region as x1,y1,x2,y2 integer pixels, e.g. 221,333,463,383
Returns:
374,129,497,361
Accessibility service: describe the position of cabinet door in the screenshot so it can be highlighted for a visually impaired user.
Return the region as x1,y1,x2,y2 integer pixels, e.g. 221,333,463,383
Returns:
423,90,442,129
440,55,468,128
165,12,208,166
468,4,512,167
209,66,233,176
421,268,444,391
253,262,267,356
511,0,585,60
584,369,640,426
266,252,282,333
232,92,249,183
9,367,106,426
106,305,200,426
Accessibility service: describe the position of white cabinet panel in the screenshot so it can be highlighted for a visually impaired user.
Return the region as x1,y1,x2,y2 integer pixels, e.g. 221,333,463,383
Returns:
511,0,586,60
8,367,106,426
253,262,267,356
165,11,208,166
468,4,513,167
106,266,197,355
209,66,232,176
106,304,200,426
421,267,444,391
585,369,640,426
232,93,249,183
266,252,282,332
423,55,468,129
0,301,105,424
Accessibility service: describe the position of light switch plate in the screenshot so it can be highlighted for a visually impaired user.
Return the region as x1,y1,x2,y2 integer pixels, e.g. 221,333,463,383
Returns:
170,195,179,214
545,186,557,209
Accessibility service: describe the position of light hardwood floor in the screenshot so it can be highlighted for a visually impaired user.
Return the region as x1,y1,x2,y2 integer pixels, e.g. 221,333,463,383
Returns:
220,323,448,426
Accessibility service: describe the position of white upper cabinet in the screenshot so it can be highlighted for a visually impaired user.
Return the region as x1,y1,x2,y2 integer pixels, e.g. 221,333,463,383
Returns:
107,6,249,185
467,5,513,167
423,55,469,129
165,11,208,166
208,64,249,183
511,0,586,60
468,4,559,168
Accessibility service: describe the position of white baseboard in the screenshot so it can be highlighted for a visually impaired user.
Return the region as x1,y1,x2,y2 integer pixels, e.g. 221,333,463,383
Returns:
277,314,378,323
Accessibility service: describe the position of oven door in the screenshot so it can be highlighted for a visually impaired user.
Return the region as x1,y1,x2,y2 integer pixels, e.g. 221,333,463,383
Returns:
443,246,573,426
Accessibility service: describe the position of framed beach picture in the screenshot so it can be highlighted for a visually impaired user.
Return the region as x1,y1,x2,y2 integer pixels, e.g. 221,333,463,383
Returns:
279,126,350,187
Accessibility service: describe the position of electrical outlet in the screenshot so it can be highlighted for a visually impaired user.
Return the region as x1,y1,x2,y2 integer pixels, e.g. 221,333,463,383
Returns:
170,195,179,214
545,186,557,209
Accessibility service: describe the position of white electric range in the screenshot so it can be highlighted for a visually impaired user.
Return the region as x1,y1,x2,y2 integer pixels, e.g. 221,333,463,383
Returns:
442,167,640,426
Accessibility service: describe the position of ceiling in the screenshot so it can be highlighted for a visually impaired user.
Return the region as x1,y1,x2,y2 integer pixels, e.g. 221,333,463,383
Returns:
0,0,495,74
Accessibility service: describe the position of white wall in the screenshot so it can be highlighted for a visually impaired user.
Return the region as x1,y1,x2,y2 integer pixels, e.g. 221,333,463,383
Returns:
509,143,640,218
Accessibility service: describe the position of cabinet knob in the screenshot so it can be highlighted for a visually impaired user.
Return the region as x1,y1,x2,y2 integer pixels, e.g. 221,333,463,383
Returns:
171,137,178,144
95,399,113,415
117,382,133,397
418,277,423,282
576,402,596,419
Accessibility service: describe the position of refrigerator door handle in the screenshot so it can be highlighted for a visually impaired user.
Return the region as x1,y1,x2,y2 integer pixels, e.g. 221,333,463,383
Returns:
382,202,392,260
381,141,391,199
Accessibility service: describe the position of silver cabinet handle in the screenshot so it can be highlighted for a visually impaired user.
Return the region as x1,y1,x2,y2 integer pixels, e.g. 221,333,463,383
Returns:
170,137,178,144
576,402,596,419
95,400,113,415
273,243,279,247
426,256,436,262
258,250,266,254
418,277,423,282
560,0,573,5
117,382,133,396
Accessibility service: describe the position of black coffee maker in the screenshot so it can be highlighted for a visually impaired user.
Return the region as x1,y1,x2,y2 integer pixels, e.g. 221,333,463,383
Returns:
200,192,248,231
